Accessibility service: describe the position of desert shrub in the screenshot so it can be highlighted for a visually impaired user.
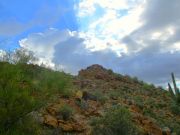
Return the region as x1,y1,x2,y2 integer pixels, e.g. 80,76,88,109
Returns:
90,106,139,135
59,104,74,121
93,91,108,104
132,76,139,83
0,62,74,134
143,107,157,119
75,99,88,110
108,90,122,100
0,65,38,133
134,96,144,110
156,101,167,109
107,69,113,74
170,101,180,115
5,115,42,135
142,83,152,91
38,70,73,96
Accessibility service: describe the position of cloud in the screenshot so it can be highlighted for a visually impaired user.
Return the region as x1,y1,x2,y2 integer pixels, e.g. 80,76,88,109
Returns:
76,0,145,54
118,50,180,86
19,28,72,67
19,26,180,87
19,28,120,73
19,0,180,87
120,0,180,85
141,0,180,30
0,19,28,36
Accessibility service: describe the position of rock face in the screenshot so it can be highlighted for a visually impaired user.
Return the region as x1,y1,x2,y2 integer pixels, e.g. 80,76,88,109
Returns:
44,115,58,128
58,120,85,132
78,64,114,81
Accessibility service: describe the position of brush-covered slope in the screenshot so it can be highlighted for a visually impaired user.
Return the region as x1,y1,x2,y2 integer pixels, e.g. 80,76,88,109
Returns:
0,63,179,135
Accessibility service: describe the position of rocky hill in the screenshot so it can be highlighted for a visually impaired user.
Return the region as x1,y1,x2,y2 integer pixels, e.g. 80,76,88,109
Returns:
41,64,180,135
0,63,179,135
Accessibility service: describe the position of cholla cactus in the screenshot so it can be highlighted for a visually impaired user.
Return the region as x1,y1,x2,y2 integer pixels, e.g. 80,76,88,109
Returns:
168,73,180,104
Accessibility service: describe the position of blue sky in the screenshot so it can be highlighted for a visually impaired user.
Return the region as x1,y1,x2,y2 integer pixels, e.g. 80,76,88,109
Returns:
0,0,78,50
0,0,180,87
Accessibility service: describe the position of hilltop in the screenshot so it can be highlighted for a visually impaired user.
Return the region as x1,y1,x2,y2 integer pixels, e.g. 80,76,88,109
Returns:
0,62,179,135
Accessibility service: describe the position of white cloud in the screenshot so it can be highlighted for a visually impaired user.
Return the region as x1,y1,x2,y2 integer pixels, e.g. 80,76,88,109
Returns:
77,0,142,17
76,0,145,55
0,50,6,60
17,0,180,86
77,0,96,17
19,28,75,68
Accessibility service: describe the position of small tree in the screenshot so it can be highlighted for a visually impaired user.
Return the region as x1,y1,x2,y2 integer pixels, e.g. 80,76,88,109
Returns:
12,47,38,64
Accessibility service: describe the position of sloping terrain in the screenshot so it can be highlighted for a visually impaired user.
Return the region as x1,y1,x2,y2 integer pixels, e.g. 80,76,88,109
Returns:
0,63,179,135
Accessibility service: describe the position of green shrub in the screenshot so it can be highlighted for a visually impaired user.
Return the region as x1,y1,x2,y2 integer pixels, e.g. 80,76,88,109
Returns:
0,65,38,133
90,106,139,135
134,96,144,110
59,104,74,121
93,91,108,104
75,99,88,110
142,83,152,91
5,115,42,135
170,101,180,115
0,62,74,134
108,90,122,100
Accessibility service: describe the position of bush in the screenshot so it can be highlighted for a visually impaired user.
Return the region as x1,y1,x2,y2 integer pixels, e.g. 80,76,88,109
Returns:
170,101,180,115
90,106,139,135
134,96,144,110
75,99,88,110
0,65,38,133
59,104,74,121
0,62,74,134
5,115,42,135
142,83,152,91
93,91,108,104
108,91,121,100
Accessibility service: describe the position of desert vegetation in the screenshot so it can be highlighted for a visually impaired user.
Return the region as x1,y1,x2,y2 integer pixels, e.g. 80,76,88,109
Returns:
0,49,180,135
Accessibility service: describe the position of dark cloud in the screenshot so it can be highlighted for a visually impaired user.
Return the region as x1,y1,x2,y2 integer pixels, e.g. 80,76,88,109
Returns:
53,35,120,74
141,0,180,31
120,0,180,85
118,50,180,85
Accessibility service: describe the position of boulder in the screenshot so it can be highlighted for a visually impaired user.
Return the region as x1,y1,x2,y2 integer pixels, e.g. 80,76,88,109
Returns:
58,120,85,132
44,115,58,128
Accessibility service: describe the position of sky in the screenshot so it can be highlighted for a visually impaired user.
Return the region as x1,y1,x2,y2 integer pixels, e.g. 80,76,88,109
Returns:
0,0,180,87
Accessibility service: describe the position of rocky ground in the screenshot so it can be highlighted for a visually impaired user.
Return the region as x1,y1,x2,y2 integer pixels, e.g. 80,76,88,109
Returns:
32,64,180,135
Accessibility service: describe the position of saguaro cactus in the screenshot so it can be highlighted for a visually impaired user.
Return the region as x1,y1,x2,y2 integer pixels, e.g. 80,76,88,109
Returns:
168,73,180,104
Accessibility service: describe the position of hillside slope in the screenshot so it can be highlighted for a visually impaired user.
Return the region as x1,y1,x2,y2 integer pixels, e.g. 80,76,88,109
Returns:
0,63,179,135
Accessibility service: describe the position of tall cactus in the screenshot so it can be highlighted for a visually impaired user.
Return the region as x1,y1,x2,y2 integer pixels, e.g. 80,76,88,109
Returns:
168,73,180,104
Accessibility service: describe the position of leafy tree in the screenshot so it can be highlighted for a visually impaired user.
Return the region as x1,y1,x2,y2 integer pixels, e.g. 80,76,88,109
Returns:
12,47,38,64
